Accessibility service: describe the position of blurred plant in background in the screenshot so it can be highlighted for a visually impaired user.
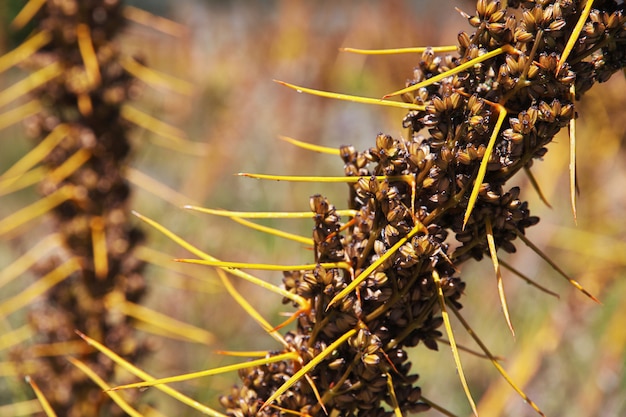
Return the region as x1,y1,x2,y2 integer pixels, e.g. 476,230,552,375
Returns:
1,1,625,416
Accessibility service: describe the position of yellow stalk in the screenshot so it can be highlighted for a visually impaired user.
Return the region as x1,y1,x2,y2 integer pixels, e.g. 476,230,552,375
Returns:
120,105,208,154
90,216,109,280
76,23,102,87
0,185,75,237
76,330,228,417
0,257,81,318
0,325,33,352
0,32,51,73
275,80,426,111
0,359,38,376
523,166,552,208
110,298,215,345
0,166,46,196
122,5,188,37
327,221,427,309
432,270,478,417
383,46,515,98
120,56,193,95
0,233,60,290
278,135,340,155
0,399,42,416
67,357,145,417
10,0,46,30
25,376,57,417
1,123,69,183
463,103,508,228
569,84,577,223
239,173,413,184
214,350,273,357
556,0,595,74
515,231,600,303
499,259,560,298
216,269,287,346
0,62,63,108
184,205,357,219
448,303,546,417
133,211,308,307
341,45,458,55
110,352,298,391
261,328,357,411
485,218,515,337
229,216,313,245
176,258,352,273
0,99,42,131
126,167,199,207
385,372,404,417
47,148,92,185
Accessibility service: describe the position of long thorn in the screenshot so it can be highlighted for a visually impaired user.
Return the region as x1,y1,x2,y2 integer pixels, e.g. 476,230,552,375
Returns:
25,376,57,417
0,32,51,74
448,303,546,417
75,331,228,417
485,218,515,337
556,0,595,74
278,135,340,155
120,56,193,95
10,0,46,30
229,216,313,245
184,205,357,219
275,80,425,111
0,62,62,108
499,259,560,298
463,103,508,228
515,231,600,303
341,46,458,55
432,270,478,417
524,166,552,209
568,84,577,224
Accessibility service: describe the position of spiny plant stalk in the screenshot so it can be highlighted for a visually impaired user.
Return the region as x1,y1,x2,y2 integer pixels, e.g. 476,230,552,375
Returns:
0,1,165,415
77,0,624,416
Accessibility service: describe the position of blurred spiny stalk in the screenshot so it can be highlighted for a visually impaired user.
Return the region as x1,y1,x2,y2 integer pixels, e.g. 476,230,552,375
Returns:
0,1,196,416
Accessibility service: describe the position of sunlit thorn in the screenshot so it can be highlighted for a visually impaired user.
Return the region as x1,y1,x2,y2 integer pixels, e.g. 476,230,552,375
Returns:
260,329,357,411
0,234,60,291
0,62,63,108
109,352,298,391
90,217,109,280
432,269,479,417
485,218,515,338
25,376,57,417
274,79,425,111
123,5,188,37
216,269,288,346
0,185,75,237
76,23,101,88
74,331,228,417
568,84,578,224
0,258,81,318
499,259,560,299
229,216,313,246
184,205,358,219
125,167,198,207
340,45,458,55
10,0,46,30
278,135,340,155
382,46,518,99
120,56,193,95
47,148,92,186
463,103,508,229
515,231,600,303
448,302,546,417
0,32,51,74
557,0,595,75
0,100,42,132
67,357,145,417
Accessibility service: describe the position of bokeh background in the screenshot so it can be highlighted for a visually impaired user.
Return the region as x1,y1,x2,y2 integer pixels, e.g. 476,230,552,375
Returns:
1,1,625,416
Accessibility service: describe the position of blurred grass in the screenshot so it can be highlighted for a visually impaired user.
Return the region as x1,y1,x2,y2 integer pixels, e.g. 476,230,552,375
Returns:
1,1,625,416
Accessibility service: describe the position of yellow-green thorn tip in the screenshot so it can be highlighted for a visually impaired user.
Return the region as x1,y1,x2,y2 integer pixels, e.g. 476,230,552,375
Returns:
274,80,425,111
278,135,340,155
25,376,57,417
340,45,458,55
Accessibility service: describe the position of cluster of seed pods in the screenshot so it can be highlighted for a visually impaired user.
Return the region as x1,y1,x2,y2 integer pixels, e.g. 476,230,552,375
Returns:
220,1,625,416
6,1,148,415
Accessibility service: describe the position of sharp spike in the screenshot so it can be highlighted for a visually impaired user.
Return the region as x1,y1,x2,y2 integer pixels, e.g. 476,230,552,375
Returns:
278,135,340,155
485,218,515,338
340,45,458,55
0,62,62,108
